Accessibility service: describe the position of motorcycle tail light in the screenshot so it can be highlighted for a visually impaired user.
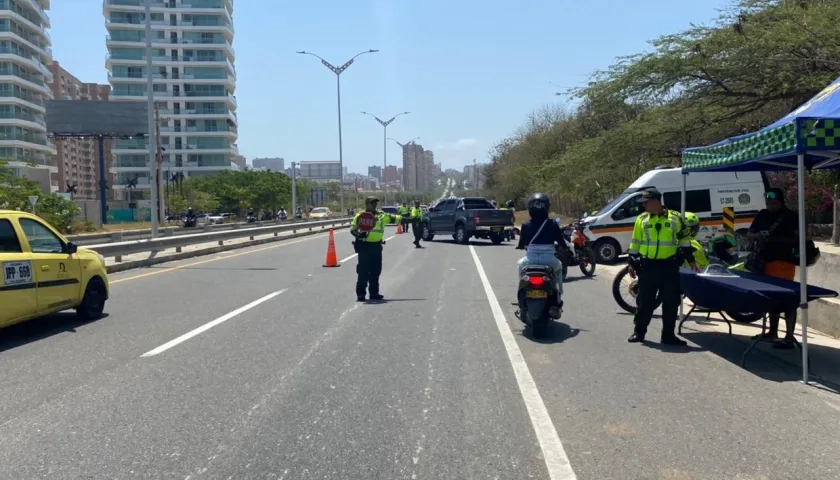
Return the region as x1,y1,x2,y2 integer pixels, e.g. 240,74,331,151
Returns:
528,275,544,287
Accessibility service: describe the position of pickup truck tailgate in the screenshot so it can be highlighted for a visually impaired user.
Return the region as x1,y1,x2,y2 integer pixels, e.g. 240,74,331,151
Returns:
473,209,514,227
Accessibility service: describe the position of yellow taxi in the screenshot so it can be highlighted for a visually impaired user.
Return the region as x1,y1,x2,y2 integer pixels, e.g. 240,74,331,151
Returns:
0,210,109,328
308,207,332,219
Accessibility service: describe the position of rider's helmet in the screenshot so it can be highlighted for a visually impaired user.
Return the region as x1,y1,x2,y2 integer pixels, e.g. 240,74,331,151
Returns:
683,211,700,237
527,193,551,218
505,200,514,209
707,234,738,264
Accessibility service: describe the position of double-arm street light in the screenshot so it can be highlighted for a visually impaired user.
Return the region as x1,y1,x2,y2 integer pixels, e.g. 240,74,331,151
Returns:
296,49,378,212
361,111,409,205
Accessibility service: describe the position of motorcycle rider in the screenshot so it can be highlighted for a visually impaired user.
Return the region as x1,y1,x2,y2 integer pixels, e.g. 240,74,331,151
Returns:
501,200,516,240
682,212,708,270
277,206,288,221
515,193,565,304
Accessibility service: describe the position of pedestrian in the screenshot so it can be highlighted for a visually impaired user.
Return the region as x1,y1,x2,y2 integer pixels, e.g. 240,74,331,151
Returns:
627,188,697,346
746,187,800,349
399,202,410,233
410,200,424,248
350,196,401,301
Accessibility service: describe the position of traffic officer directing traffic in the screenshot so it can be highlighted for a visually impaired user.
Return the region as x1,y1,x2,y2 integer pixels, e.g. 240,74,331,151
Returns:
410,200,424,248
350,196,401,302
399,203,411,234
627,188,696,346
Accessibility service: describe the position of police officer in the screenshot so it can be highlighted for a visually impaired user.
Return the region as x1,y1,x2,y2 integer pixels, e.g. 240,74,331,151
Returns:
399,202,411,233
410,200,424,248
627,188,696,345
350,196,401,301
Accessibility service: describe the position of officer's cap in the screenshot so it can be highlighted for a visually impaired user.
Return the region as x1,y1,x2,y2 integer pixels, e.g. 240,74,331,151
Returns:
637,188,662,202
365,196,379,204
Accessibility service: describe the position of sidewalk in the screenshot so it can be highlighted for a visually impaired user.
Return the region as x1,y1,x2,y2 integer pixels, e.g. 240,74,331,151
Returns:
678,309,840,392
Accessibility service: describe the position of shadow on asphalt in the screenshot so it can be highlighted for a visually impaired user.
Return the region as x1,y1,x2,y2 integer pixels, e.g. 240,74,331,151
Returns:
432,239,511,247
0,312,109,354
363,298,426,304
563,275,598,283
681,327,840,394
521,321,584,344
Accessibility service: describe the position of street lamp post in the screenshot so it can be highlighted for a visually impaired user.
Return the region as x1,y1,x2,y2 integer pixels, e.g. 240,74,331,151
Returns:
361,111,409,205
144,0,159,237
296,49,378,213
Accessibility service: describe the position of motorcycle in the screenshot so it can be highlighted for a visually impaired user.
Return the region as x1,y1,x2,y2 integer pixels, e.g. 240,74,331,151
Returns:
183,216,197,228
514,265,563,338
611,256,764,323
554,217,596,280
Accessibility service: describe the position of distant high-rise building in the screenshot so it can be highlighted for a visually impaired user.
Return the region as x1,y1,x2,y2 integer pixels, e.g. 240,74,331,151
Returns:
47,62,113,200
401,141,424,191
0,0,56,192
383,165,398,185
104,0,237,196
252,157,284,171
421,150,434,191
367,165,382,180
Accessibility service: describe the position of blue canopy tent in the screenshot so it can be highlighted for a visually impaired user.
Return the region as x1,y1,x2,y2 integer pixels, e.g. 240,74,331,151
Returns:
679,76,840,383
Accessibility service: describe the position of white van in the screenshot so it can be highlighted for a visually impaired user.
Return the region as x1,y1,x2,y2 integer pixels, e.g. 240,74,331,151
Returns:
582,167,769,263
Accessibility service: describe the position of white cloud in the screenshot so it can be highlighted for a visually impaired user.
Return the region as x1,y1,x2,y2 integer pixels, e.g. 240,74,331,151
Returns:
435,138,478,150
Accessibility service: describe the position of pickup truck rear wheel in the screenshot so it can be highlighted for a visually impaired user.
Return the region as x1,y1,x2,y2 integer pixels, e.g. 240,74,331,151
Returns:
77,277,106,321
455,225,469,244
422,224,435,241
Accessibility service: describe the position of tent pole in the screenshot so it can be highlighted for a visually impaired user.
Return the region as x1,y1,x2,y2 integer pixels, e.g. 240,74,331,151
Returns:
680,170,687,323
797,154,810,384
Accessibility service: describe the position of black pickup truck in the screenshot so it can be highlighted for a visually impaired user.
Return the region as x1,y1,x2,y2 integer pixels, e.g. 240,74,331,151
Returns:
421,197,515,244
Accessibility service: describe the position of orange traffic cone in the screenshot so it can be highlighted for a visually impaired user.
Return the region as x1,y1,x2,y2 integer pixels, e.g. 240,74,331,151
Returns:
396,223,403,234
323,229,341,267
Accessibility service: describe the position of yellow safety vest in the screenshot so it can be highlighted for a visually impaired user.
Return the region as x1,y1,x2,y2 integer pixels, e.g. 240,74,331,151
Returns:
399,206,410,216
628,209,691,260
684,238,708,269
351,210,401,243
410,207,423,220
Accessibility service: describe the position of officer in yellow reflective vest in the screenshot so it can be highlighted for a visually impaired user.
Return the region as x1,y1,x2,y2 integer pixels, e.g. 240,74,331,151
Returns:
399,203,411,234
351,196,401,301
627,188,696,346
410,200,424,248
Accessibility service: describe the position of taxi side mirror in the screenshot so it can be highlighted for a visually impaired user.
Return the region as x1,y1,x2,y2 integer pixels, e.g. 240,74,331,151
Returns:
65,242,78,254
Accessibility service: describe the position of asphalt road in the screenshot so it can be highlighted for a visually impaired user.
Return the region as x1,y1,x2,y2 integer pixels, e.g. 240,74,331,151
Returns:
1,227,839,479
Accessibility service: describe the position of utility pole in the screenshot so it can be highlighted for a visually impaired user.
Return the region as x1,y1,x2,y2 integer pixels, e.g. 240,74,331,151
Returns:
361,111,410,205
291,161,297,217
473,158,477,191
296,49,379,213
144,0,159,237
155,103,166,222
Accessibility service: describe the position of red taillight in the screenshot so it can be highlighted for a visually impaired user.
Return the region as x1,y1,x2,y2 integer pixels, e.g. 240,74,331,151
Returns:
528,275,544,287
474,214,480,224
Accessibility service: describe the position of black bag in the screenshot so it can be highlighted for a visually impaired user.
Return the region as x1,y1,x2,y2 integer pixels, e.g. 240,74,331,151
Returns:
744,212,787,273
793,239,821,267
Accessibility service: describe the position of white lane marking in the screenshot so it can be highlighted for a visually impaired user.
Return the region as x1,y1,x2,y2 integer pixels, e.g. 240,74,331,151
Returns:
141,289,287,357
468,245,577,480
339,235,396,263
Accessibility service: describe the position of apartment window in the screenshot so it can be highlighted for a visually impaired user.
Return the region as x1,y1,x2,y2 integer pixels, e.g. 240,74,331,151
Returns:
127,66,142,78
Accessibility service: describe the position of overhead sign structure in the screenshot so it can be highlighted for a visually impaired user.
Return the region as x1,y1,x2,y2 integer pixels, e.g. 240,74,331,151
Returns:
356,212,377,232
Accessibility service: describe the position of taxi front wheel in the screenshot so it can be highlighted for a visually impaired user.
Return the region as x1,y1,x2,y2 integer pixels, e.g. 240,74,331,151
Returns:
77,277,106,320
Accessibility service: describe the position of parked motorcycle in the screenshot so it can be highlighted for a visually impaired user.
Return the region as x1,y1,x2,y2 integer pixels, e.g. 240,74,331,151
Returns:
554,216,596,280
611,259,764,323
514,265,563,338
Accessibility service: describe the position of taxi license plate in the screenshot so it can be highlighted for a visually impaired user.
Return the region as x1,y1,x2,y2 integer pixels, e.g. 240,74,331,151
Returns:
526,290,547,299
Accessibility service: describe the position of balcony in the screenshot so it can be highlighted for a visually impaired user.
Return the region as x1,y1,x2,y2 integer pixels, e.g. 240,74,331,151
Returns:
0,90,45,108
0,67,47,89
0,110,46,127
0,47,51,76
0,0,48,32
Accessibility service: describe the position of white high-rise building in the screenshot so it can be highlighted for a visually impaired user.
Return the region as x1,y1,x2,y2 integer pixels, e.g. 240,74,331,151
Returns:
103,0,237,195
0,0,57,192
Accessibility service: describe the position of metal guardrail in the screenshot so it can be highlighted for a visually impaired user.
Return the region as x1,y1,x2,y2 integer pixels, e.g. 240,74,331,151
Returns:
68,216,350,246
85,218,352,261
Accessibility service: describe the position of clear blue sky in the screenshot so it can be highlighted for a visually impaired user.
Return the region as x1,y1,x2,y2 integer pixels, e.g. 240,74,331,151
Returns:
52,0,732,173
